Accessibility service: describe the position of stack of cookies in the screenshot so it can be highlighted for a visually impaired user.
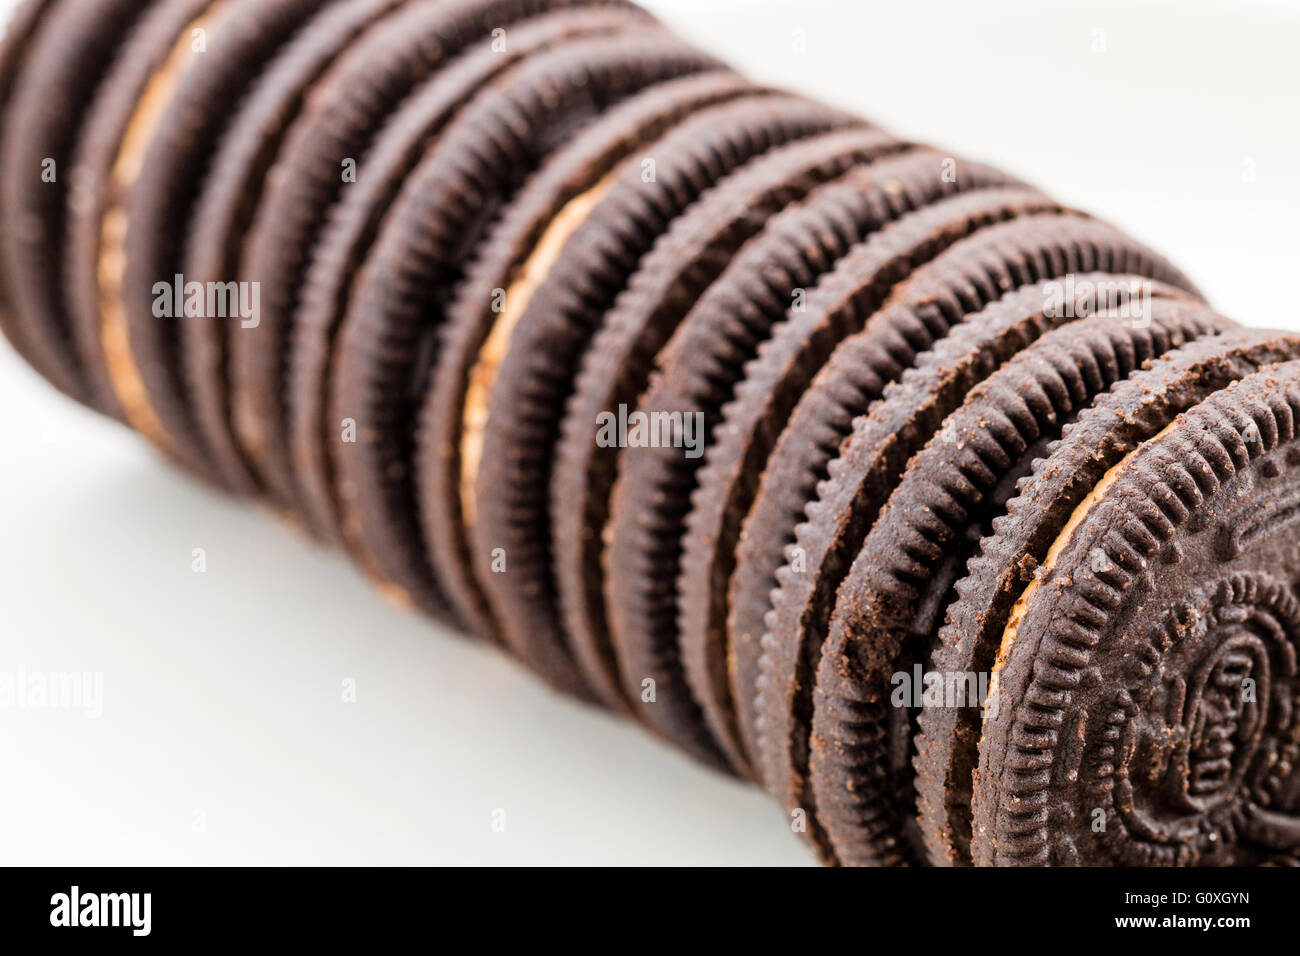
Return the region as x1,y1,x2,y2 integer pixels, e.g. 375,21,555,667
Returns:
4,0,1299,866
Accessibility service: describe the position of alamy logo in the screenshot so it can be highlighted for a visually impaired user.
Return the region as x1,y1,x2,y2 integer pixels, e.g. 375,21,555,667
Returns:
891,664,998,718
1041,273,1152,326
0,667,102,718
153,274,261,328
50,886,151,936
595,404,705,459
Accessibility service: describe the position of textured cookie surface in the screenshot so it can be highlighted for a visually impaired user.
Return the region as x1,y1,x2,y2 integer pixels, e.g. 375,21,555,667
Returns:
3,0,1294,870
753,272,1204,858
65,0,226,425
241,0,651,520
621,152,1016,774
475,98,866,710
916,327,1300,866
555,126,905,750
2,0,159,408
716,220,1195,783
807,303,1231,865
118,0,348,481
179,0,418,494
416,70,759,655
329,30,719,663
973,361,1300,866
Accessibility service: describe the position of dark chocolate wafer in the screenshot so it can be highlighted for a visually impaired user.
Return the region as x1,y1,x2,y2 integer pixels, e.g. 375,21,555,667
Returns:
807,303,1233,865
697,225,1199,782
178,0,417,494
469,97,863,711
972,360,1300,865
1,0,158,407
328,32,721,653
116,0,354,480
237,0,650,517
0,0,61,375
287,4,658,548
916,327,1300,866
646,187,1061,794
592,186,1062,769
5,0,1300,874
553,127,908,740
64,0,224,425
612,152,1017,775
413,72,760,646
749,235,1204,856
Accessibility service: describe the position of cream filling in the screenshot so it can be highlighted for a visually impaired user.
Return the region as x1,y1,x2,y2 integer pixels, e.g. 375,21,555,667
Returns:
457,173,616,529
985,418,1183,712
99,5,226,446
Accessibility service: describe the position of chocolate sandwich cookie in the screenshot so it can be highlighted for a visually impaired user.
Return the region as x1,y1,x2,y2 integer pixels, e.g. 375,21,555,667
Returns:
469,99,864,711
586,188,1061,758
916,327,1300,866
554,127,909,740
611,152,1018,774
694,228,1199,784
284,4,674,547
649,188,1061,791
177,0,419,494
0,0,60,371
749,232,1204,848
113,0,351,481
971,361,1300,866
238,0,648,517
64,0,226,425
806,303,1232,865
761,278,1202,863
1,0,158,408
327,32,721,652
413,72,761,646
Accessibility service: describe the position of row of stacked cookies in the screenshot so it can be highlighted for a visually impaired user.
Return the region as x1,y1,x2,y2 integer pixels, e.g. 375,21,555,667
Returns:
4,0,1300,866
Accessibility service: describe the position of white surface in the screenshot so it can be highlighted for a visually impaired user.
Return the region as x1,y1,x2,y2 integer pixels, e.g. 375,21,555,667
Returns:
1,0,1298,866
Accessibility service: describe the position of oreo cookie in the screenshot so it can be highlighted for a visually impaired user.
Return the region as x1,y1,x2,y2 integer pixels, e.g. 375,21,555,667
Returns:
747,226,1204,855
237,0,650,519
177,0,419,494
1,0,159,408
327,31,720,646
283,3,661,545
570,186,1061,764
468,96,863,711
113,0,346,479
414,71,760,645
708,230,1199,784
972,360,1300,865
4,0,1295,868
806,302,1235,865
554,126,909,743
917,327,1300,865
64,0,224,425
650,186,1062,791
611,152,1017,775
0,0,60,374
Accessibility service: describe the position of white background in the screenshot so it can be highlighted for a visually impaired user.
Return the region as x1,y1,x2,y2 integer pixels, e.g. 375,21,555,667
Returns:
1,0,1297,865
